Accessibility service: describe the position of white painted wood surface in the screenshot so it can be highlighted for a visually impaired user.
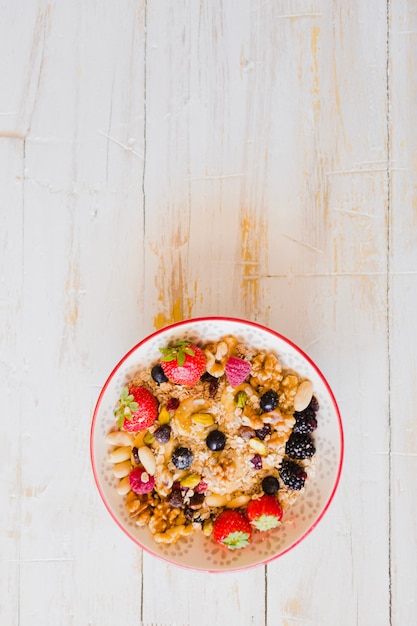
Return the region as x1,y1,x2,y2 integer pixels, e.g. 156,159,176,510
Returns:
1,1,415,624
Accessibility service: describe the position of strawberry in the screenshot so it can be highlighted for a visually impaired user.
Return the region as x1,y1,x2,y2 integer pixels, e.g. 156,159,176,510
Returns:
225,356,251,387
114,385,158,432
212,510,252,550
245,494,283,531
159,341,206,387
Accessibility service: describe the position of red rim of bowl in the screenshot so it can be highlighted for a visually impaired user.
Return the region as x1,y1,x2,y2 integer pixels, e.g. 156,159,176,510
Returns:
90,316,344,572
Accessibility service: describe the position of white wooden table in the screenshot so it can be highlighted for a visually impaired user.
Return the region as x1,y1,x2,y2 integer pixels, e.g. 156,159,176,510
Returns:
1,2,415,624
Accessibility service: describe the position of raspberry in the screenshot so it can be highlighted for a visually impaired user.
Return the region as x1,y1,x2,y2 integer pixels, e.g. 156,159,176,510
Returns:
194,480,208,494
129,468,155,494
225,356,251,387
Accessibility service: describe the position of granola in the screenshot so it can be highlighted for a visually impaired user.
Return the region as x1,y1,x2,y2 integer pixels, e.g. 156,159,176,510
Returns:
106,335,318,547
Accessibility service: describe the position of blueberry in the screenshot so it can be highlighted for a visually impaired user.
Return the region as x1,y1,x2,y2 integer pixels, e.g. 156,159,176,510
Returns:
260,390,279,412
151,364,168,384
262,475,279,495
171,446,193,469
206,430,226,451
154,424,172,444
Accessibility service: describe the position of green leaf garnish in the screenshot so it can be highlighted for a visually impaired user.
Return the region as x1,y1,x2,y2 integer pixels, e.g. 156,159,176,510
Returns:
159,341,195,368
114,385,139,427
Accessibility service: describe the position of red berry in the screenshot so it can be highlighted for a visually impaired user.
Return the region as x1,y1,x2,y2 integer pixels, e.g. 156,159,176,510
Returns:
194,480,208,494
159,342,206,387
166,397,180,411
129,468,155,494
225,356,251,387
115,385,158,432
246,495,283,532
213,510,252,550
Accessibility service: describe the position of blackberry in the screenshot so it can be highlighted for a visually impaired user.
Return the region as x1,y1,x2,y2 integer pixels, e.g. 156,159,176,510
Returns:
279,459,307,491
171,446,193,469
151,364,168,384
293,413,318,435
260,390,279,412
286,433,316,459
308,395,320,412
255,424,272,440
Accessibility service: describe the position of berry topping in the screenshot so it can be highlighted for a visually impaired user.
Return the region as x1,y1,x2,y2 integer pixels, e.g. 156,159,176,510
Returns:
171,446,194,469
293,412,318,435
206,429,226,451
154,423,172,444
129,467,155,494
225,356,251,387
285,433,316,459
213,510,253,550
254,423,272,440
279,459,307,491
262,475,279,495
246,494,283,531
166,397,180,411
250,454,263,470
194,479,208,494
159,341,206,387
151,364,169,384
307,395,320,412
166,490,185,508
131,446,140,465
114,385,158,432
260,390,279,412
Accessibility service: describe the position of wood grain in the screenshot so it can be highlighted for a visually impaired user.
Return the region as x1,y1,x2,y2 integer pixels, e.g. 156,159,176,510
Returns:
0,0,415,624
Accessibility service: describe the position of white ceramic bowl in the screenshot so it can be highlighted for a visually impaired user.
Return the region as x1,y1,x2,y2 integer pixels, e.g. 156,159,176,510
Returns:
90,317,343,572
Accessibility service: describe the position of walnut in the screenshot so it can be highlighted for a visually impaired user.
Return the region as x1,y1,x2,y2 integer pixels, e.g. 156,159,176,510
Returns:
250,352,282,390
278,375,299,411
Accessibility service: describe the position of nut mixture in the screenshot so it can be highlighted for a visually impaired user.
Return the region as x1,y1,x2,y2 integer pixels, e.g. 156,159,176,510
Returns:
106,335,318,546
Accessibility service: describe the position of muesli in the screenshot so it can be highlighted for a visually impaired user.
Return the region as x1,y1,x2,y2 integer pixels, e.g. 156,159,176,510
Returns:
106,335,318,550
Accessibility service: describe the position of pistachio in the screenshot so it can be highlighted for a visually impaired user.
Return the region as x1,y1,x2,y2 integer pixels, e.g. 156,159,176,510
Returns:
143,431,155,445
138,446,156,476
180,474,201,489
203,519,214,536
192,413,215,426
158,406,170,424
249,437,267,456
293,380,314,412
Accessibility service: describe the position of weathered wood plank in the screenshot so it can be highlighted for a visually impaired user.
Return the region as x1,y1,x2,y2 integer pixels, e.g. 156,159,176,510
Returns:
390,1,417,624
